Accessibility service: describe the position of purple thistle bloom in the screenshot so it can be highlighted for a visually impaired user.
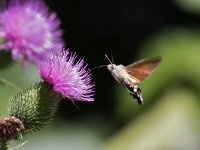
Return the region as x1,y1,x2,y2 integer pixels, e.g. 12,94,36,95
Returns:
0,0,63,66
38,49,95,102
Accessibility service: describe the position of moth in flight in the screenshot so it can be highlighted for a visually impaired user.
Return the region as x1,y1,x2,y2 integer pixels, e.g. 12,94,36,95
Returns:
106,55,161,105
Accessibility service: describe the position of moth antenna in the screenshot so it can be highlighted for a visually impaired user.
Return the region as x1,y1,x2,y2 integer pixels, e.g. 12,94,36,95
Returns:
92,65,107,70
105,54,113,64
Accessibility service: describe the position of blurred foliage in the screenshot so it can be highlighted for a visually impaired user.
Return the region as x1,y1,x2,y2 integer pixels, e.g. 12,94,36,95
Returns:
104,88,200,150
174,0,200,14
12,119,109,150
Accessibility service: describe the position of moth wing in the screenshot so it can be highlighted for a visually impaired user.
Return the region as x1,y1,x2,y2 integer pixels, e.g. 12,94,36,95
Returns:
126,56,161,83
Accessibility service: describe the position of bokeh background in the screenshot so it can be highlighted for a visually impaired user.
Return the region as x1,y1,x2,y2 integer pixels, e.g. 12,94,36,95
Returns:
1,0,200,149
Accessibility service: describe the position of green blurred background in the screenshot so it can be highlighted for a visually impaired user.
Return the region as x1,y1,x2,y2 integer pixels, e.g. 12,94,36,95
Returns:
2,0,200,149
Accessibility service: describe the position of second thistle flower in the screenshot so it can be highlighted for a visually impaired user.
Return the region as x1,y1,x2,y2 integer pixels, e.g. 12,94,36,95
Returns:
38,49,95,102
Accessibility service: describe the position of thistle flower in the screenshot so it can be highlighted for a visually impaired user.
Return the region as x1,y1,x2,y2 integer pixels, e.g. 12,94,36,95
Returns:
38,49,95,102
0,0,63,66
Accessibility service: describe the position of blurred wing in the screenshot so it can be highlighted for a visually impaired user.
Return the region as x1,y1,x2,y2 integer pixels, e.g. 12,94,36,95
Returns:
126,56,161,83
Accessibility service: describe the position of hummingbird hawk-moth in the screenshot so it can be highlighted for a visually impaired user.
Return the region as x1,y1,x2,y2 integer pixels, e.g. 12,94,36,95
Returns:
106,55,161,105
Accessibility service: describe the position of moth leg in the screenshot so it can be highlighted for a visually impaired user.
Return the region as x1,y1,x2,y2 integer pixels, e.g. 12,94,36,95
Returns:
125,84,137,95
136,87,143,105
125,84,144,105
123,84,133,94
124,84,134,94
133,85,138,93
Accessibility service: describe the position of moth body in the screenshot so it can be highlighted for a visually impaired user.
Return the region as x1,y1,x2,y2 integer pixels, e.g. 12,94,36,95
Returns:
107,64,137,86
107,63,143,104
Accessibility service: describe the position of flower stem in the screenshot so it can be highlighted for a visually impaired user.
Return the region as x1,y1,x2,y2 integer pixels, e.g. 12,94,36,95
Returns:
0,77,19,90
0,140,9,150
